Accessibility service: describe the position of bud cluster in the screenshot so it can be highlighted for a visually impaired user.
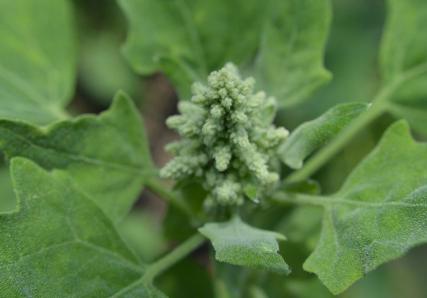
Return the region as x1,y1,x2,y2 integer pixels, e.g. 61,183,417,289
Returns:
161,63,288,207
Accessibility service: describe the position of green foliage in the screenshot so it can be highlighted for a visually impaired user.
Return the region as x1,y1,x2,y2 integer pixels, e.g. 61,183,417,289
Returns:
0,92,154,223
0,158,163,297
280,103,368,169
380,0,427,135
0,0,75,124
0,0,427,297
304,121,427,294
118,0,331,106
199,216,289,273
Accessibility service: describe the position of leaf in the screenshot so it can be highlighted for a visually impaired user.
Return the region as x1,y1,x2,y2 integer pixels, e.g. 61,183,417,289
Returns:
0,157,164,297
0,91,155,223
380,0,427,135
199,216,290,273
253,0,332,107
0,165,15,212
0,0,76,124
119,0,331,106
280,102,369,169
304,121,427,294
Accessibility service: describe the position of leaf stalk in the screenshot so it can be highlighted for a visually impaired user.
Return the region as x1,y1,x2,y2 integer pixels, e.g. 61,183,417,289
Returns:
143,233,205,282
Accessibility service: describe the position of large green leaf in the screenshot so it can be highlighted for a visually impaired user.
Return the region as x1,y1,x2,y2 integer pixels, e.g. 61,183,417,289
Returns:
280,102,368,169
0,92,155,223
0,158,164,297
304,121,427,294
380,0,427,135
119,0,331,106
0,0,76,124
252,0,332,107
199,216,289,273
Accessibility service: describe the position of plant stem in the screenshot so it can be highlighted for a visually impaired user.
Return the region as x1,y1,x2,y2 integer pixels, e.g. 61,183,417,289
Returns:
285,62,427,184
285,84,395,184
272,192,328,207
145,178,193,217
111,234,205,296
143,233,205,282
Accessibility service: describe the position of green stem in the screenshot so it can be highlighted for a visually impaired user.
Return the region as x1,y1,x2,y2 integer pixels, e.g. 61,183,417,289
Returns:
285,62,427,184
145,178,193,217
272,191,327,207
111,234,205,296
285,84,395,184
143,233,205,282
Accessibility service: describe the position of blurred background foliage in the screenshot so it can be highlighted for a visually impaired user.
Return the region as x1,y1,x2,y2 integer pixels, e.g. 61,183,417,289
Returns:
1,0,426,297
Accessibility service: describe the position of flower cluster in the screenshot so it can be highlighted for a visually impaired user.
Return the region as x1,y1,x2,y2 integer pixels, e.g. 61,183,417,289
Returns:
161,63,288,207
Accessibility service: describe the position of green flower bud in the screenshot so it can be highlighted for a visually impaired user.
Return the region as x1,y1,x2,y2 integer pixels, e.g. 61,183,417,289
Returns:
161,63,289,207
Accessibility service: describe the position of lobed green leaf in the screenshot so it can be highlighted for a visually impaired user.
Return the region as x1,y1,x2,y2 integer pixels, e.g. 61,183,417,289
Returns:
0,92,155,223
304,121,427,294
0,158,164,297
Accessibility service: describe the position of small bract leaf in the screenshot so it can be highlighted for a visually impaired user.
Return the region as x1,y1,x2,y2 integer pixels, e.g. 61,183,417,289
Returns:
0,92,155,223
199,216,290,273
280,102,368,169
0,158,164,297
0,0,76,124
304,121,427,294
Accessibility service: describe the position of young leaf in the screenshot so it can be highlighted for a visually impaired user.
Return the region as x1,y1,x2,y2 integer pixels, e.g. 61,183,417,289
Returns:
0,158,164,297
304,121,427,294
199,216,290,274
380,0,427,135
119,0,331,106
0,92,155,223
279,102,368,169
0,0,76,124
